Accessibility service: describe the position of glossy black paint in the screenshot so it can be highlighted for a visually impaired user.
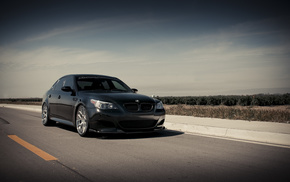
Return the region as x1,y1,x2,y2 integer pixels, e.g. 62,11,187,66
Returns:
42,74,165,133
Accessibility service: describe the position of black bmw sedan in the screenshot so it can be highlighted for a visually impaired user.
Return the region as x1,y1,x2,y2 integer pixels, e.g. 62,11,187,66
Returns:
42,74,165,137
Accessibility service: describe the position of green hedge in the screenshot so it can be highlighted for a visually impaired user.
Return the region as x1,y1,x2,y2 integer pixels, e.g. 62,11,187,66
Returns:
157,93,290,106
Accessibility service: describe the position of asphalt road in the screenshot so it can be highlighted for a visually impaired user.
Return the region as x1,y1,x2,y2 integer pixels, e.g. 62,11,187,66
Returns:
1,107,290,182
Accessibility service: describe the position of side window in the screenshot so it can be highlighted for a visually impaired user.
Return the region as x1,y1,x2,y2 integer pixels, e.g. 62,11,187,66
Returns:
64,76,74,88
51,80,59,90
54,78,66,91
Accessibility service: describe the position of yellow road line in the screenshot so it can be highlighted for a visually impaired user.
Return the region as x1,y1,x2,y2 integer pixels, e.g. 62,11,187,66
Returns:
8,135,58,161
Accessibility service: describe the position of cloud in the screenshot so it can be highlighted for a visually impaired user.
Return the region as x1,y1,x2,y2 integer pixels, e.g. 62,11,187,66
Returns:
1,16,289,97
15,15,171,46
0,45,152,73
0,47,116,70
25,26,86,42
178,17,290,63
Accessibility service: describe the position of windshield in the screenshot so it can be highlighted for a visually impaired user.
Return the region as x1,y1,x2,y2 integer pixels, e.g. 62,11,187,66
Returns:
76,76,132,93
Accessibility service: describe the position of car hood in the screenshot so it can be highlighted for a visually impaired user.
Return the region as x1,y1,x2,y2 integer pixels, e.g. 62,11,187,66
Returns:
80,92,156,104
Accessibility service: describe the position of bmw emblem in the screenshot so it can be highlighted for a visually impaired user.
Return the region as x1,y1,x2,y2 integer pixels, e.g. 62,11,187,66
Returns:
135,100,140,103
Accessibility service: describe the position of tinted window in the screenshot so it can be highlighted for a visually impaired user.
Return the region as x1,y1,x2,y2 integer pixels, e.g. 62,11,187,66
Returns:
54,78,64,91
76,76,131,92
63,76,74,88
54,77,74,91
112,80,127,91
51,80,59,90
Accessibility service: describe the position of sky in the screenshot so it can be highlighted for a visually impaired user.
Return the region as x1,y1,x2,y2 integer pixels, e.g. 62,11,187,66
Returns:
0,0,289,98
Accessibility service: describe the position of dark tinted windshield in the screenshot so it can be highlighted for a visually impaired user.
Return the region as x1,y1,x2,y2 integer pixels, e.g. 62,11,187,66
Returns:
76,76,132,92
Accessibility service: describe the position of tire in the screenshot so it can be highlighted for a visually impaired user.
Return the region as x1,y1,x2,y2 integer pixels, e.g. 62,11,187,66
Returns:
76,105,90,137
42,103,55,126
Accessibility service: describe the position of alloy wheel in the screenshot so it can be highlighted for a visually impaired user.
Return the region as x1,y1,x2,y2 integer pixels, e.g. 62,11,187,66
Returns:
76,105,89,136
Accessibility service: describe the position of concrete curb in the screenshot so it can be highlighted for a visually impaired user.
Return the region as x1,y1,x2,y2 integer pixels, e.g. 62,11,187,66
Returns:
165,122,290,146
1,104,290,146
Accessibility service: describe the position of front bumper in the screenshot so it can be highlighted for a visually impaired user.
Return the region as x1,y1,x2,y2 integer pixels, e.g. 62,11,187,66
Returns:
87,107,165,133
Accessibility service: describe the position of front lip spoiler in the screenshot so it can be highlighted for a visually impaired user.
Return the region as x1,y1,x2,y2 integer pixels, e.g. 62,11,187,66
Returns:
91,126,165,134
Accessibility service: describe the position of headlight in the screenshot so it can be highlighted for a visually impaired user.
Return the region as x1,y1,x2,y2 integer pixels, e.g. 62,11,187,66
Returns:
90,99,118,109
156,101,164,109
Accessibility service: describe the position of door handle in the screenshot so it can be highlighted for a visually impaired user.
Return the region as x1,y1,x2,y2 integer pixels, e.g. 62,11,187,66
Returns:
58,95,61,99
48,94,51,98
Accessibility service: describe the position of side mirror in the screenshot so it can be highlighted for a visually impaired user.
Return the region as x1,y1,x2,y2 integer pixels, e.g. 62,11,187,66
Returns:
61,86,73,92
131,88,138,93
61,86,76,96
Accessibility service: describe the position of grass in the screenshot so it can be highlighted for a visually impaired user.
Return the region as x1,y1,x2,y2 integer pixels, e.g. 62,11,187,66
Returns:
164,104,290,123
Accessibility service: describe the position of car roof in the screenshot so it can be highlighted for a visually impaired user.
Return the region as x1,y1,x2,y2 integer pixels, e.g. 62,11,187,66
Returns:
62,74,118,80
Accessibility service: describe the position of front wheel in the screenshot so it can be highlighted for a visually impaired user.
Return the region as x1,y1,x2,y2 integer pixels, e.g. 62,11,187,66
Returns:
42,103,55,126
76,105,90,137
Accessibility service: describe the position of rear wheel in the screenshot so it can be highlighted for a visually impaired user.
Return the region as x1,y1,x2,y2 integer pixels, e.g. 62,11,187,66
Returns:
42,103,55,126
76,105,89,137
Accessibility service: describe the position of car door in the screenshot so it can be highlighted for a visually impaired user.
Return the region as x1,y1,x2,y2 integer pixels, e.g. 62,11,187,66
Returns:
59,76,77,122
49,78,63,118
